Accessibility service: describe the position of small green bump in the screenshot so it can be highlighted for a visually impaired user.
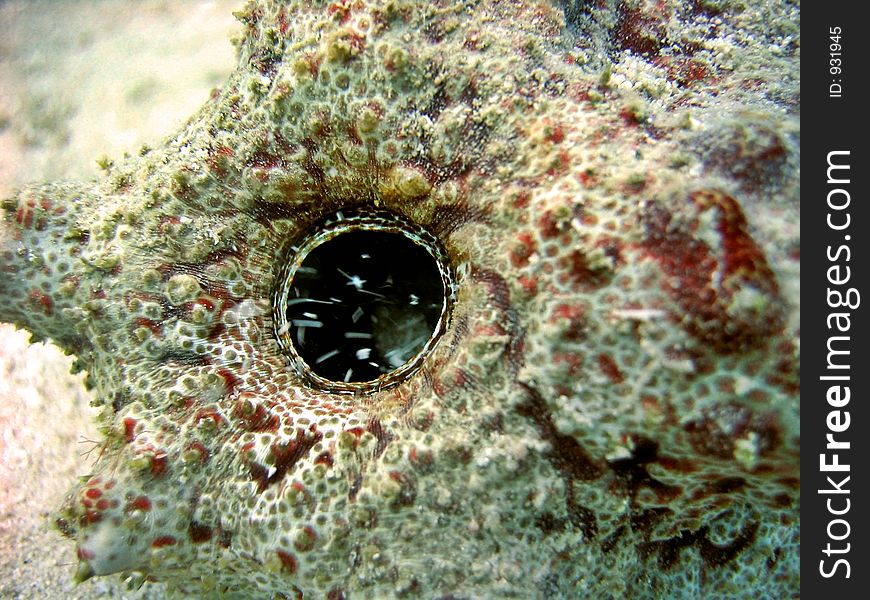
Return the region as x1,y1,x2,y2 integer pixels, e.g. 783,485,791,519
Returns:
165,274,202,305
96,155,114,172
598,64,612,88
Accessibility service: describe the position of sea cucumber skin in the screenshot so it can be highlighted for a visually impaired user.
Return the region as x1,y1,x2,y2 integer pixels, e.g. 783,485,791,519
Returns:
0,0,799,597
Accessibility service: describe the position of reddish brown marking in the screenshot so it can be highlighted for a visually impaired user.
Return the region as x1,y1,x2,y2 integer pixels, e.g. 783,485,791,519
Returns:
388,470,417,507
128,495,152,512
597,353,624,384
517,275,538,297
510,232,536,268
544,120,565,144
123,418,137,443
683,402,782,460
560,250,611,291
150,451,168,477
151,536,177,548
550,302,587,341
546,149,571,176
538,210,562,239
189,522,213,543
277,6,289,34
326,588,347,600
276,549,297,573
217,368,241,395
640,193,782,353
134,318,161,335
367,418,394,459
619,107,643,126
250,430,323,493
314,452,334,468
294,526,318,552
28,290,54,315
692,192,778,294
614,2,667,57
233,397,281,433
195,297,216,311
85,488,102,500
194,408,226,429
15,200,34,228
185,441,210,463
512,190,531,209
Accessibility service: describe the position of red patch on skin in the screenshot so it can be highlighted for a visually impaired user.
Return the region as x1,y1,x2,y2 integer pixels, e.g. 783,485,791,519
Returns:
217,368,241,395
277,6,289,34
123,418,137,443
597,353,624,384
314,451,334,468
77,547,96,560
185,441,210,463
195,296,216,311
189,522,213,543
85,488,102,500
683,401,782,460
538,210,562,239
387,470,417,506
619,107,643,126
640,191,782,353
233,396,281,432
28,290,54,316
276,550,297,573
327,588,347,600
660,56,712,86
194,408,226,429
249,430,323,493
512,190,531,209
553,351,584,377
614,2,667,57
134,318,161,335
559,250,611,291
344,426,365,439
510,232,536,268
150,451,169,477
152,536,177,548
14,198,34,228
550,302,587,341
545,121,565,144
546,149,571,176
294,526,318,552
517,275,538,297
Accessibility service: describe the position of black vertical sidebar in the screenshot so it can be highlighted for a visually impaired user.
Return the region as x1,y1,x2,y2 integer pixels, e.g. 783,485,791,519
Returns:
803,2,868,598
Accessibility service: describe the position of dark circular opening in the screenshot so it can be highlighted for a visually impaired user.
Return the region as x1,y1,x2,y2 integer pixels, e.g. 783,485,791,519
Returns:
273,212,452,392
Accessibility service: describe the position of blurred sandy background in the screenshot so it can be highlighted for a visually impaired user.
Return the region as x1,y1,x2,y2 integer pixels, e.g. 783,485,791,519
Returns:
0,2,240,597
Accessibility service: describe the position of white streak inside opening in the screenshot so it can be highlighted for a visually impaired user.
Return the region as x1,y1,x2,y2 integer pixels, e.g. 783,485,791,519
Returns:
344,331,373,339
292,319,323,328
316,349,340,364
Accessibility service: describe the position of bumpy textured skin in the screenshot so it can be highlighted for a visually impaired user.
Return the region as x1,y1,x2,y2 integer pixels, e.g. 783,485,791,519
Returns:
0,0,799,598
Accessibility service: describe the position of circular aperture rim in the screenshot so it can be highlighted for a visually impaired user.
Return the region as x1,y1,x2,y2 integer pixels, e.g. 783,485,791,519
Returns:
272,210,455,394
